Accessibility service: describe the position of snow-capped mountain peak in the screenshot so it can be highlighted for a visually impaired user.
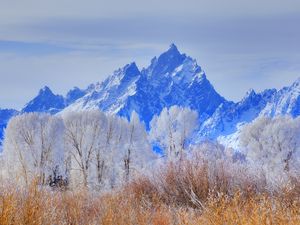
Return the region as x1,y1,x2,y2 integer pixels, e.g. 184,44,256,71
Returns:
260,79,300,117
65,87,86,105
107,62,140,87
22,86,65,114
206,80,300,149
61,62,141,115
144,44,187,78
39,86,52,94
1,44,300,151
243,88,256,99
61,44,226,125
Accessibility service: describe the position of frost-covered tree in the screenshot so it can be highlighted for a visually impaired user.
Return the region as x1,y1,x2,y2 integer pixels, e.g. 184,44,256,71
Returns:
3,109,156,190
149,106,198,159
63,110,154,189
121,111,154,181
240,116,300,179
95,114,127,188
190,141,226,162
63,110,107,188
3,113,64,185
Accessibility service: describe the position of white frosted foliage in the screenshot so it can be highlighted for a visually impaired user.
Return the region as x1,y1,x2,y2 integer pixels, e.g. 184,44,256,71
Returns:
3,113,65,185
240,116,300,183
149,106,198,159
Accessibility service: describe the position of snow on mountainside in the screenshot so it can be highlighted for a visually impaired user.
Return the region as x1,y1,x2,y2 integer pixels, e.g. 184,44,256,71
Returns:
22,86,65,114
199,88,276,140
260,78,300,117
0,44,300,150
65,87,87,105
212,79,300,149
22,85,87,114
61,62,142,115
61,44,227,126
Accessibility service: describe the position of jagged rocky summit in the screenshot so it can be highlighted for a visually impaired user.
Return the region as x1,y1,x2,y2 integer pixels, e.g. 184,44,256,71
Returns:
1,44,300,149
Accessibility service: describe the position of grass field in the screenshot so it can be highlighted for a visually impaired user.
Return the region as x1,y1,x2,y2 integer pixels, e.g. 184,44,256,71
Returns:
0,159,299,225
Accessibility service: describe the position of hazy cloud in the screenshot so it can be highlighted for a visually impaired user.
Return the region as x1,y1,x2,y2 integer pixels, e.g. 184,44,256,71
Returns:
0,0,300,108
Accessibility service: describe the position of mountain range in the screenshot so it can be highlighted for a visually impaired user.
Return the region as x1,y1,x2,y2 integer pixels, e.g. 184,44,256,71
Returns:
1,44,299,148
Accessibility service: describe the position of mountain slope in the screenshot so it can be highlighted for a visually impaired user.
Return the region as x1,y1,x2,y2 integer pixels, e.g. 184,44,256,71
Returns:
62,44,227,126
212,79,300,149
22,86,65,114
65,87,87,105
199,88,276,140
260,78,300,117
1,44,300,150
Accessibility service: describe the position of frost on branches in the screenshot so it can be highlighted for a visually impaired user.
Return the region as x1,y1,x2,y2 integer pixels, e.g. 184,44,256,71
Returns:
3,113,65,185
2,107,300,192
2,110,155,190
149,106,198,159
240,116,300,185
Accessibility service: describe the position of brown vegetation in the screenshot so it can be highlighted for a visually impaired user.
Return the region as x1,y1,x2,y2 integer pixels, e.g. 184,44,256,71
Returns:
0,159,299,225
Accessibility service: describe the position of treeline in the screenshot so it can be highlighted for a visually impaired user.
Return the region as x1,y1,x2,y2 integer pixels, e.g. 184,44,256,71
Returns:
2,110,153,189
1,106,198,190
1,105,300,192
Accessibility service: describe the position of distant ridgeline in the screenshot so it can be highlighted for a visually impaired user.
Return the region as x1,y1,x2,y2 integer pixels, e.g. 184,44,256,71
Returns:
1,44,300,149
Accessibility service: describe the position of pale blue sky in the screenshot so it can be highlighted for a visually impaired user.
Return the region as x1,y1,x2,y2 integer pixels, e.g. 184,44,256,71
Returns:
0,0,300,109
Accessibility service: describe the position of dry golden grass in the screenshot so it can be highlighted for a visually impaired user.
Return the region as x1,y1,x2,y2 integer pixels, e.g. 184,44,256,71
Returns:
0,159,299,225
0,187,299,225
